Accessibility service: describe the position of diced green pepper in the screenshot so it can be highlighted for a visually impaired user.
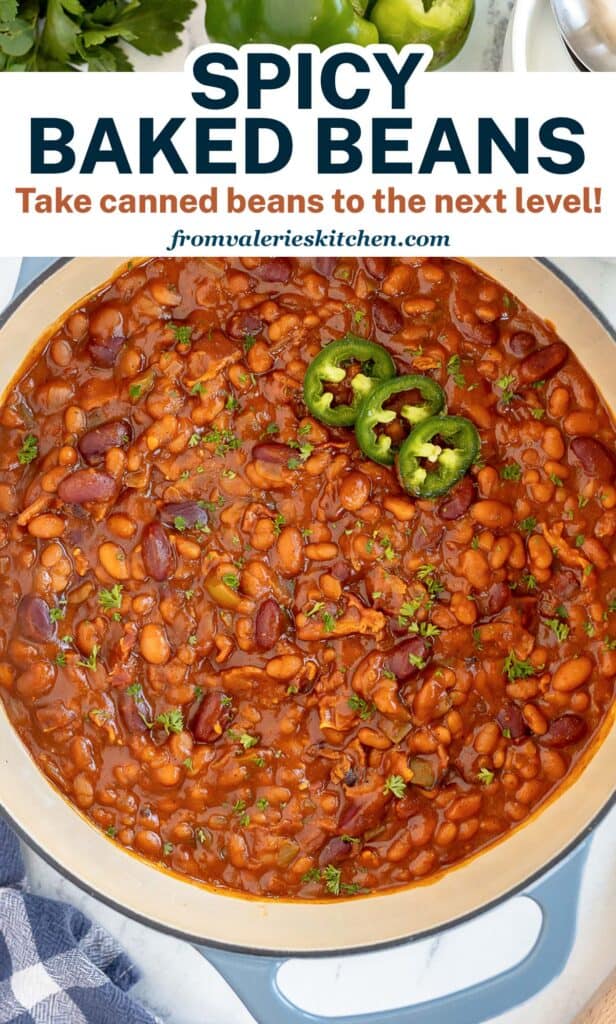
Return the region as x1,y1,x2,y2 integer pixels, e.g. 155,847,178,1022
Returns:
303,336,396,428
354,374,445,467
397,414,479,498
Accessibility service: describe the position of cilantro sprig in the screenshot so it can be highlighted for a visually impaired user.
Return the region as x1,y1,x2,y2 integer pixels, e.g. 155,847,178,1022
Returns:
0,0,197,72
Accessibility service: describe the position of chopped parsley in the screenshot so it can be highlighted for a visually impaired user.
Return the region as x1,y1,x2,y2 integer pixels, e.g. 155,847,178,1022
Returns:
504,651,537,681
500,463,521,481
348,694,375,721
156,708,184,735
174,515,187,532
203,428,241,456
243,335,257,353
49,605,66,623
544,618,570,642
416,564,443,597
519,516,538,534
447,354,465,387
78,644,100,671
477,767,495,785
18,434,38,465
256,798,269,811
383,775,407,799
531,408,546,420
98,585,123,611
188,432,200,448
228,731,259,750
169,323,192,346
221,573,240,590
322,612,336,634
163,842,174,855
496,374,517,405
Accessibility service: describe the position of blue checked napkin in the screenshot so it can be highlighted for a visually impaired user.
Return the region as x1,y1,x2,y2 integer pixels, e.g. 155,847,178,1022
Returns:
0,818,157,1024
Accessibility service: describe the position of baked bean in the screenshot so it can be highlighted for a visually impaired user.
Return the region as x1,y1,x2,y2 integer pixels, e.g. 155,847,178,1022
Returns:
139,623,170,665
563,411,599,436
471,501,513,530
551,656,592,692
340,472,371,512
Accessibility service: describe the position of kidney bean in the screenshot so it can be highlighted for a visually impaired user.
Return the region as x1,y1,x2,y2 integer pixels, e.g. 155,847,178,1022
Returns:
477,581,511,618
542,714,587,748
251,442,296,463
17,595,55,643
190,691,234,744
496,701,528,741
118,687,151,734
78,420,132,464
372,298,403,334
160,502,208,529
314,258,337,277
385,637,430,681
570,437,616,482
58,469,116,505
518,342,568,384
364,257,389,280
142,522,174,582
318,836,354,866
254,598,286,651
508,331,536,357
339,787,390,837
256,258,292,283
226,312,262,341
438,476,475,520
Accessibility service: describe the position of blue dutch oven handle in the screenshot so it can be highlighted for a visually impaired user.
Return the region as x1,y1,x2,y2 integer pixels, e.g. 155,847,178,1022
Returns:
198,839,589,1024
6,260,590,1022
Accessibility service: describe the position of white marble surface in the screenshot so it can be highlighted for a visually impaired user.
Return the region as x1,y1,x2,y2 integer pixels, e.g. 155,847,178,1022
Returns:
1,257,614,1024
128,0,515,73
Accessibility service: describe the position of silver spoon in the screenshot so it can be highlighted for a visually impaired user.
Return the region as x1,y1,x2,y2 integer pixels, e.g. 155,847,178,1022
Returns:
550,0,616,70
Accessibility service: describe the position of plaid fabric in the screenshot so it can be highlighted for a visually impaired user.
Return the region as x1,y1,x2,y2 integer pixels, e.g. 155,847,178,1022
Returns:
0,818,157,1024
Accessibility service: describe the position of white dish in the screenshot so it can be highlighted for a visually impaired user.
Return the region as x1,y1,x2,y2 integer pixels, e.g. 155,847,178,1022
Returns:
504,0,577,70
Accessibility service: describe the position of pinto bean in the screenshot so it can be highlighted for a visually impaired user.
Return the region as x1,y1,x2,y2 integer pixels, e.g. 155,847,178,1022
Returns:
570,437,616,482
496,701,528,741
438,476,475,520
255,598,286,651
78,420,132,464
142,522,175,582
471,500,513,530
385,637,430,681
17,595,55,643
518,342,568,384
161,501,209,530
552,655,592,692
372,298,403,334
251,442,296,464
58,469,115,505
542,714,587,748
190,690,234,743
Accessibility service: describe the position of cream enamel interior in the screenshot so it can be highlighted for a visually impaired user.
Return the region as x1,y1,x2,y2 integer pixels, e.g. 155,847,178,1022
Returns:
0,257,614,954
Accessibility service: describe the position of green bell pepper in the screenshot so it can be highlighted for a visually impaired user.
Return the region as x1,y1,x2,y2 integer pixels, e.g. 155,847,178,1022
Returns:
303,335,396,427
205,0,473,70
355,374,445,466
206,0,379,48
370,0,474,69
396,414,479,498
